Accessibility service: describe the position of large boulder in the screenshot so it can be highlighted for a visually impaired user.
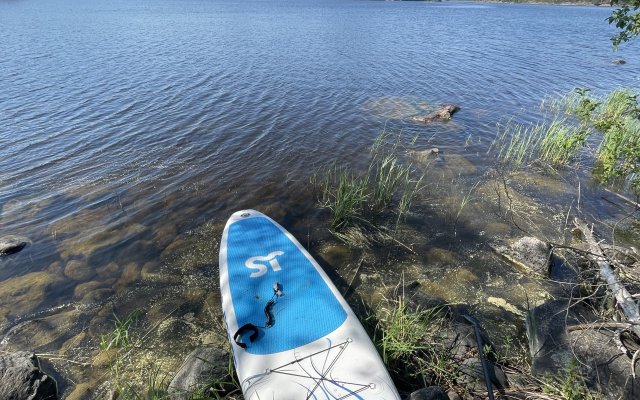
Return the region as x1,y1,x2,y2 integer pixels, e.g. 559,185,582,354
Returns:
569,328,640,399
0,351,58,399
168,346,229,400
492,236,551,277
0,235,30,256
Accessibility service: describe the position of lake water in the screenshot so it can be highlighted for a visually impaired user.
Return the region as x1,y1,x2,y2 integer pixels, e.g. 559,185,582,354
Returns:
1,0,639,396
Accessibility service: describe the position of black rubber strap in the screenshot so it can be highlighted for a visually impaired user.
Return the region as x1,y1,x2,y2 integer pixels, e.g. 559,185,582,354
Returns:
233,323,259,349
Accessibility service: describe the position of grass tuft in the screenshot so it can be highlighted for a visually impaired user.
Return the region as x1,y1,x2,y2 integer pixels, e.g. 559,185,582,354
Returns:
370,294,458,391
314,129,423,235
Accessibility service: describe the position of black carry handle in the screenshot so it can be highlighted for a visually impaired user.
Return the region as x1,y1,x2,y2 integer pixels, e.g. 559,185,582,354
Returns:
233,323,259,349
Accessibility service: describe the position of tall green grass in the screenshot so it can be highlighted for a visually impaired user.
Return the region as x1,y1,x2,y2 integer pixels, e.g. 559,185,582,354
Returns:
314,130,423,232
371,295,456,390
492,88,640,194
491,118,587,169
318,167,369,230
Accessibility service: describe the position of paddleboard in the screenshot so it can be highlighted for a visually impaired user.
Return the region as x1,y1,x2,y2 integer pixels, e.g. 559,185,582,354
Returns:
219,210,401,399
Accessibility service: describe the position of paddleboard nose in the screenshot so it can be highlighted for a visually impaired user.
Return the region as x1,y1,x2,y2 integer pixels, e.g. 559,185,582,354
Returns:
230,209,263,220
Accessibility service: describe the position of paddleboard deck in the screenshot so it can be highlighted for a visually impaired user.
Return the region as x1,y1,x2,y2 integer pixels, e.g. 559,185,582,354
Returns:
219,210,400,399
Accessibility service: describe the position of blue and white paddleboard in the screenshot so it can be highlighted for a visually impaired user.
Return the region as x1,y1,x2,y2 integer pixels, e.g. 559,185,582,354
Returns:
219,210,401,399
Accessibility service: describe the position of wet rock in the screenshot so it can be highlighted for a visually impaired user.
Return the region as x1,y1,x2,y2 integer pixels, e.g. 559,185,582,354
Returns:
0,235,31,256
413,104,460,123
407,386,448,400
410,148,441,164
81,288,114,305
528,299,589,377
0,271,64,321
73,280,107,299
319,243,352,264
168,346,229,400
152,223,177,248
96,261,120,278
3,309,83,350
64,259,94,281
57,222,147,260
0,351,58,400
114,262,140,289
458,357,507,391
612,58,626,65
492,236,551,277
569,328,640,399
487,296,524,317
46,261,64,275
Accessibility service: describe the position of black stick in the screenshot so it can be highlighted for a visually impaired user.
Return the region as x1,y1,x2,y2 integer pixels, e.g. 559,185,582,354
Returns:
463,315,495,400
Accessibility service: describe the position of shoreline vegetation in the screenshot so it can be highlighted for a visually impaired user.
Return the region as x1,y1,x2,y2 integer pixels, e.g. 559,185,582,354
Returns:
3,88,640,399
67,89,638,399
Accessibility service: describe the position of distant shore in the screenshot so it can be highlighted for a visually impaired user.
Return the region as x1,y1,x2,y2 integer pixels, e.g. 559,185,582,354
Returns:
399,0,612,7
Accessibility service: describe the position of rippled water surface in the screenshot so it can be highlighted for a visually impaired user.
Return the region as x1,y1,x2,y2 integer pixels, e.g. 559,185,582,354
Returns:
1,0,640,396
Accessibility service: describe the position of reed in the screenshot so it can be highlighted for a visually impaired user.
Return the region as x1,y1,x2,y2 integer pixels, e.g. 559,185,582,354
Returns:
327,167,369,230
538,120,589,166
315,130,423,233
371,154,412,211
371,294,458,390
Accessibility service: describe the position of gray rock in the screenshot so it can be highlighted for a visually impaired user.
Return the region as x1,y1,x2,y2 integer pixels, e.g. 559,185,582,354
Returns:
0,235,30,256
458,357,506,391
492,236,551,277
528,299,583,377
407,386,448,400
435,325,476,360
446,390,461,400
0,351,58,400
168,346,229,400
569,328,640,400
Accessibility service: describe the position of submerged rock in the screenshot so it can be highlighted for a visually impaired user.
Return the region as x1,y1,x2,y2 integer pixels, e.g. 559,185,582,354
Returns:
168,347,229,400
491,236,551,277
0,351,58,400
363,96,431,119
63,259,94,281
410,148,440,164
0,235,31,256
412,104,460,123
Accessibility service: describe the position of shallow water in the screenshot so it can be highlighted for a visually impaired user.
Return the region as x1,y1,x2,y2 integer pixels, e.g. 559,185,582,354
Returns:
1,0,640,396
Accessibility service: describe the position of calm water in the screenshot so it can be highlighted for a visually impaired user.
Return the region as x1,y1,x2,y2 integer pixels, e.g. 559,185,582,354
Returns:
1,0,640,394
